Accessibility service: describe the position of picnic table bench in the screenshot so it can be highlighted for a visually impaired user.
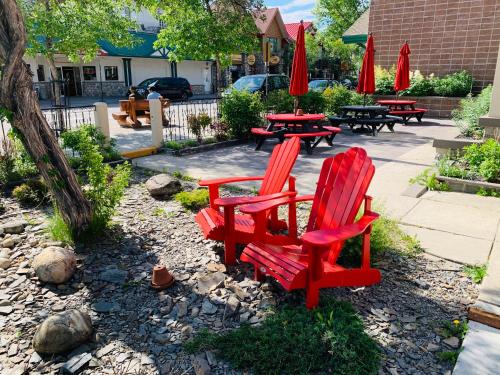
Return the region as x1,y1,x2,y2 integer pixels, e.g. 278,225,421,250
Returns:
251,113,341,155
112,97,170,128
376,100,427,124
337,105,401,136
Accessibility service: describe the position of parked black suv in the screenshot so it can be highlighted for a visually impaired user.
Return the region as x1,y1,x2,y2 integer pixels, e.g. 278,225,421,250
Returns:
225,74,290,96
129,77,193,100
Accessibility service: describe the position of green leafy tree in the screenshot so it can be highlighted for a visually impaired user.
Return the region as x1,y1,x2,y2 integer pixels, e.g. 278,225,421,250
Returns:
150,0,264,91
314,0,369,74
19,0,138,105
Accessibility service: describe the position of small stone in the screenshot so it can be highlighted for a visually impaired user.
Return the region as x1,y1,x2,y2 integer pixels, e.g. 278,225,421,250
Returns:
259,296,276,309
197,272,226,294
201,300,217,315
427,343,440,352
62,352,92,374
389,323,400,334
176,301,188,318
32,309,93,354
116,352,131,363
1,220,27,234
192,355,211,375
205,351,217,366
181,325,193,339
206,263,226,273
399,315,416,323
141,354,155,365
0,258,11,269
0,305,13,315
224,296,240,318
153,333,170,344
146,174,182,197
100,268,128,284
443,337,460,349
29,351,43,364
239,312,250,322
8,343,18,356
1,237,15,249
32,246,76,284
0,248,10,258
96,343,115,358
91,301,120,313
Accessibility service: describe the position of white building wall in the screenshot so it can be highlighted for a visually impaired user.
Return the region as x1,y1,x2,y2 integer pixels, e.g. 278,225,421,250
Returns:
131,58,170,85
177,60,213,93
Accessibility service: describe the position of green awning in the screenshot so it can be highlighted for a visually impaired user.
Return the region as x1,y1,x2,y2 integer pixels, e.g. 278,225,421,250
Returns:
99,32,171,59
342,34,368,44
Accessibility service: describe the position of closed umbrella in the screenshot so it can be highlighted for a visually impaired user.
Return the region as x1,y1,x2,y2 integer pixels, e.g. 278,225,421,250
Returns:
394,41,411,98
357,33,375,104
289,21,308,115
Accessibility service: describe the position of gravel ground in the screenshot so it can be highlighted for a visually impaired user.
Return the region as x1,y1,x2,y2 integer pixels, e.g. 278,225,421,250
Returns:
0,168,479,375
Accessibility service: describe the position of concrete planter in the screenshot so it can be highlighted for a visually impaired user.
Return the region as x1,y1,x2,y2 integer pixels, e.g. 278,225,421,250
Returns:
432,137,481,157
164,139,249,156
374,95,463,118
437,176,500,194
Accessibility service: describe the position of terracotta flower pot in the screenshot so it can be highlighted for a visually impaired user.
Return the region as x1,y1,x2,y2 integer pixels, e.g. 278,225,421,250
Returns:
151,265,175,290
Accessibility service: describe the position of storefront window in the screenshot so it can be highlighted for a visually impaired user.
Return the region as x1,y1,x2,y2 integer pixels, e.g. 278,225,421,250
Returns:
37,65,45,82
83,66,97,81
104,66,118,81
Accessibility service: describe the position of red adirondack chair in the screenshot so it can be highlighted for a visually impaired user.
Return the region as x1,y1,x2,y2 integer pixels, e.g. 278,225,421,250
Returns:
240,147,381,309
195,137,301,265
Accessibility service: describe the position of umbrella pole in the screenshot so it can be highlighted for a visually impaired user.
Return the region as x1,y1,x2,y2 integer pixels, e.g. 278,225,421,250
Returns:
363,94,367,106
294,96,299,115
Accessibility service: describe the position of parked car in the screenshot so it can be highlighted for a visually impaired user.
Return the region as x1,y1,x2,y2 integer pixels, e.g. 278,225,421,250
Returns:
225,74,290,96
128,77,193,100
340,77,358,90
308,79,340,92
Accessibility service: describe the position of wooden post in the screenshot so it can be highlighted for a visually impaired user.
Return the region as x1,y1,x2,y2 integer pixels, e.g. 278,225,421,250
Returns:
149,99,164,148
94,102,110,142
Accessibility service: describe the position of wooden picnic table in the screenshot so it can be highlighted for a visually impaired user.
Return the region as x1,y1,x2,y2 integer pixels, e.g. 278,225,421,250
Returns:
376,99,427,124
339,105,398,136
252,113,340,155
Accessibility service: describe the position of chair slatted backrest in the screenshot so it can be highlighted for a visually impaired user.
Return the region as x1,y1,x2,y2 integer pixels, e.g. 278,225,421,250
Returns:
306,148,375,262
259,137,301,196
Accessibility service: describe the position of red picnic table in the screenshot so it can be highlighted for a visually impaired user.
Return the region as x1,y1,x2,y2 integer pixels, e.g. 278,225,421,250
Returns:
376,99,427,124
251,113,341,155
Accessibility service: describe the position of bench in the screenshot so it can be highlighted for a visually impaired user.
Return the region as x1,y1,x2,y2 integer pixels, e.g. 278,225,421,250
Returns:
112,97,170,128
388,108,427,124
349,117,398,136
284,128,341,154
328,116,351,127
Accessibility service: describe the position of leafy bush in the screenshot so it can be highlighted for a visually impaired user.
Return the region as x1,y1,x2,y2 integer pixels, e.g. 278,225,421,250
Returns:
463,264,487,284
375,66,396,95
322,86,373,115
48,209,74,244
437,156,469,179
175,189,209,210
265,89,294,113
410,168,450,191
434,71,473,97
187,112,212,142
185,299,380,375
61,125,121,163
402,70,435,96
463,139,500,182
0,131,38,185
220,90,264,139
300,90,326,114
210,122,230,141
60,126,131,237
452,85,492,138
12,179,47,206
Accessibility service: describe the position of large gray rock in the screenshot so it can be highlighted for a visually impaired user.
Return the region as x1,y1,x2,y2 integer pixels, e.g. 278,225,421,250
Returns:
145,174,182,197
33,310,93,354
32,246,76,284
1,220,27,234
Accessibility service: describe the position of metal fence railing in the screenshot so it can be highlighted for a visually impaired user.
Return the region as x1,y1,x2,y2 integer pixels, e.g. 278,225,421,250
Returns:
42,105,95,138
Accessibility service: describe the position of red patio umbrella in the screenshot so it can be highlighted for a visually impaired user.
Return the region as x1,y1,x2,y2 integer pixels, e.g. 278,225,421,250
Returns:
357,33,375,104
289,21,308,115
394,41,411,97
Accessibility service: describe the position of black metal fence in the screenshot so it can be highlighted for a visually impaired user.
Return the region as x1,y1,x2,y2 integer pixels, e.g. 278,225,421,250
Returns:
164,97,221,142
42,106,95,137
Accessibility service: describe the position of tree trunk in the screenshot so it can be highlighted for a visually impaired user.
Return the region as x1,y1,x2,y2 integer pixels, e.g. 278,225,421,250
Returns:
215,55,223,94
46,57,66,131
0,0,92,235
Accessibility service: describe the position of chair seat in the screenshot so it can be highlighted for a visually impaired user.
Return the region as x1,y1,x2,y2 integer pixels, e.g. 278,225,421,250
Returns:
241,242,309,290
195,207,255,241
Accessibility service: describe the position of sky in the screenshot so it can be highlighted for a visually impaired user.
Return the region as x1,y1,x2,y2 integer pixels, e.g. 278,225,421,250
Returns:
265,0,316,23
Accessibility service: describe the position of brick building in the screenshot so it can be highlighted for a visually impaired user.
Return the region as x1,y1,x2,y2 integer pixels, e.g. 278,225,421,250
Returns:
348,0,500,91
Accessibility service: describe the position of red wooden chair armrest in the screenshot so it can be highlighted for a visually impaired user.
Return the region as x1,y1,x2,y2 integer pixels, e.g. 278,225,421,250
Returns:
240,195,315,215
214,191,296,208
302,213,379,247
199,175,265,187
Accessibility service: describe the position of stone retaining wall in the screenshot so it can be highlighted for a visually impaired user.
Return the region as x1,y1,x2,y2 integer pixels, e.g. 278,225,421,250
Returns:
374,95,462,119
